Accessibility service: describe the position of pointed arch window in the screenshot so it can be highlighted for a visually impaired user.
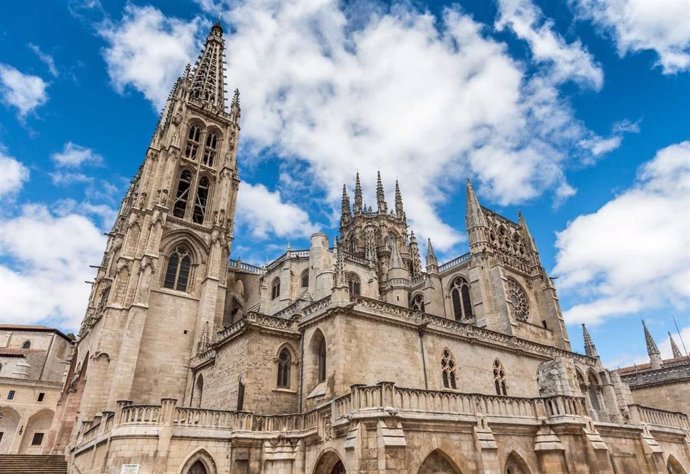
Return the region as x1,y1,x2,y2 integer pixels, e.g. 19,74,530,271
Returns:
202,132,218,166
318,337,327,382
348,273,361,295
193,177,210,224
493,359,507,395
271,278,281,300
450,277,473,321
411,293,425,312
185,125,202,160
301,270,309,288
441,349,457,389
277,347,292,388
164,245,192,292
173,170,193,218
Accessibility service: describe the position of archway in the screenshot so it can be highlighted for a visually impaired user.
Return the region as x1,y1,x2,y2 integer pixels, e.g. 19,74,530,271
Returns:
313,449,345,474
179,449,216,474
504,451,531,474
18,408,54,454
0,406,20,453
668,455,688,474
419,449,461,474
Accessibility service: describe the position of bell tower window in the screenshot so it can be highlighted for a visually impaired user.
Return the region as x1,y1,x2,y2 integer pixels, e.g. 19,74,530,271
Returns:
450,277,473,321
193,177,210,224
164,245,192,292
203,133,218,166
184,125,202,160
173,170,192,218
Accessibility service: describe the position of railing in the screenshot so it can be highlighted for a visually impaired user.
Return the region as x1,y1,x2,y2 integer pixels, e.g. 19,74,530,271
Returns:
120,404,161,425
542,395,586,417
438,252,471,273
265,249,310,272
175,407,252,429
633,405,690,430
228,259,264,274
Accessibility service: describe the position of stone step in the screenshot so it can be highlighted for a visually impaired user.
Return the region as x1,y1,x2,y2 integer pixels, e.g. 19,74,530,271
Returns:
0,454,67,473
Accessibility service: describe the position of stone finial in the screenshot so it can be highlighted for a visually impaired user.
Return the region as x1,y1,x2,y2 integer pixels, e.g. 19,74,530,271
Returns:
642,320,663,370
426,238,438,273
669,332,683,359
340,184,352,224
354,172,363,214
376,171,387,213
395,180,404,218
582,324,598,358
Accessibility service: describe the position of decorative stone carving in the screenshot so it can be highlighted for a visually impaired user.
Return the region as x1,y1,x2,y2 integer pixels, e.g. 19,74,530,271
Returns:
507,277,530,322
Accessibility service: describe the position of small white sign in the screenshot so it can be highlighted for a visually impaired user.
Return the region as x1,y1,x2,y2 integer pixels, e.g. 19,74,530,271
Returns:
121,465,140,474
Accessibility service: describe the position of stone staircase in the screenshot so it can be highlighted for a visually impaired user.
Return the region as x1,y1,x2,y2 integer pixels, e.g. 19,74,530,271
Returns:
0,454,68,473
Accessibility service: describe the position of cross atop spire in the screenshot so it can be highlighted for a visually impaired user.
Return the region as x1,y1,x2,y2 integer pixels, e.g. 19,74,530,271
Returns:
190,23,227,109
376,171,387,213
582,324,598,358
669,332,683,359
354,172,363,214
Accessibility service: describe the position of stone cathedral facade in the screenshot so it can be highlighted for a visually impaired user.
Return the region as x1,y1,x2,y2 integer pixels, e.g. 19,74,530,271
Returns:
46,23,690,474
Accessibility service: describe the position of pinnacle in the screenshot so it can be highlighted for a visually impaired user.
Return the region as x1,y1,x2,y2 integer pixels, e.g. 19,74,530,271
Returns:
669,331,683,358
582,324,598,358
642,320,661,356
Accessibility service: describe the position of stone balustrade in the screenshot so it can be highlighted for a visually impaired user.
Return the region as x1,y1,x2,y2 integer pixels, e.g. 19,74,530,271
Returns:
438,252,471,273
630,404,690,430
120,404,161,425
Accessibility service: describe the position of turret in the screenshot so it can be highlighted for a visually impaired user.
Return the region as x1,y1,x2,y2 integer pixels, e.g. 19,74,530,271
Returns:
643,321,663,370
582,324,598,358
376,171,387,213
669,332,683,359
385,238,410,305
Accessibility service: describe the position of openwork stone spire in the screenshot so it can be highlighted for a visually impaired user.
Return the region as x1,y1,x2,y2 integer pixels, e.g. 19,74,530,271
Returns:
643,320,663,369
333,238,346,287
340,184,352,225
354,172,363,214
376,171,387,213
190,22,226,109
409,231,422,277
582,324,598,358
395,180,404,217
669,332,683,359
426,238,438,273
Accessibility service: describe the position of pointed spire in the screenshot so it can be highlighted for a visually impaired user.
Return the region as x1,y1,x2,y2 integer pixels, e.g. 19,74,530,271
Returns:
333,238,346,287
376,171,387,213
465,179,487,229
190,23,227,109
582,324,598,358
518,211,539,254
230,88,241,123
340,184,352,225
643,320,663,369
409,231,422,276
395,180,404,218
669,332,683,359
388,240,405,270
354,172,363,214
426,238,438,272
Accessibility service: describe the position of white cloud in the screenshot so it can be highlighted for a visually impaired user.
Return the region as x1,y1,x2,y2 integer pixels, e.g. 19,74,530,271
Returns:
236,182,318,239
554,141,690,324
570,0,690,73
0,64,48,117
100,5,204,109
496,0,604,89
51,142,103,168
0,150,29,198
0,204,106,330
28,43,58,77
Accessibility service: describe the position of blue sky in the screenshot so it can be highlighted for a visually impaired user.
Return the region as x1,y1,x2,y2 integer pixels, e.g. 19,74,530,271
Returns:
0,0,688,367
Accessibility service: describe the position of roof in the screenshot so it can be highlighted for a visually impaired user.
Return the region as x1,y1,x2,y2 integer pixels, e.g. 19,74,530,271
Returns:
618,356,690,375
0,324,74,343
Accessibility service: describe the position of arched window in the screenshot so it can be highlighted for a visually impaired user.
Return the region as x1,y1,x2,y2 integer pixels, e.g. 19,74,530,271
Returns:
494,359,507,395
441,349,457,389
507,278,530,322
271,278,281,300
587,372,602,412
202,132,218,166
184,125,202,160
348,273,361,295
187,460,208,474
277,347,292,388
318,337,327,382
192,374,203,408
164,245,192,292
450,277,473,321
173,170,193,218
410,293,425,312
193,177,210,224
301,270,309,288
22,340,31,349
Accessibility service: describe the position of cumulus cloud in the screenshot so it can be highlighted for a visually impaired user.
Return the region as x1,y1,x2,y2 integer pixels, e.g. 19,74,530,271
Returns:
0,150,29,198
236,182,319,239
0,63,49,117
28,43,58,77
100,5,204,109
554,141,690,324
0,204,106,330
570,0,690,73
496,0,604,89
51,142,103,168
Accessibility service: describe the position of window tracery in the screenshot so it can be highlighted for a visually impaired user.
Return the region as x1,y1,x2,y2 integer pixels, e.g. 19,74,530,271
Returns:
493,359,507,395
441,349,457,389
173,170,193,218
450,277,473,321
506,278,530,322
184,125,202,160
348,273,361,295
202,132,218,166
411,293,425,312
164,245,192,292
277,347,292,388
193,177,210,224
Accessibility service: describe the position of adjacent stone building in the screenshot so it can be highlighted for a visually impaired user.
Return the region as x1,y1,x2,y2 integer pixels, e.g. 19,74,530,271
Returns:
0,325,73,454
47,22,690,474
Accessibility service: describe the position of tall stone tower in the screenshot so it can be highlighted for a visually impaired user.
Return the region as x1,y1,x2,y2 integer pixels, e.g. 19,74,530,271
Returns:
49,22,240,450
